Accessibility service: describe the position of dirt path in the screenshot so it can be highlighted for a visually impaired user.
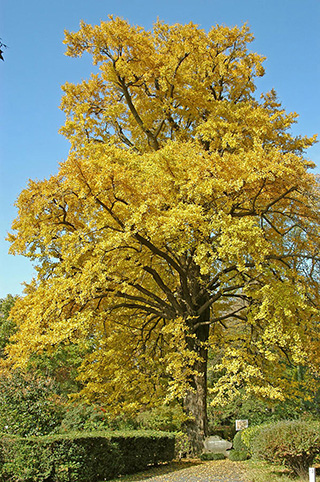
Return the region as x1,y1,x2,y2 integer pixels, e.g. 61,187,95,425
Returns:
115,459,249,482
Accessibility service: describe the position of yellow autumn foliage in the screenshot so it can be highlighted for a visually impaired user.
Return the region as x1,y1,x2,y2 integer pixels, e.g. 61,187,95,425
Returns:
4,18,320,448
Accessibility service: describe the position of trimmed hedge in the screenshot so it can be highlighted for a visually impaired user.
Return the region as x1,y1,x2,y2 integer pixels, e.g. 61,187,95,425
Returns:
0,430,175,482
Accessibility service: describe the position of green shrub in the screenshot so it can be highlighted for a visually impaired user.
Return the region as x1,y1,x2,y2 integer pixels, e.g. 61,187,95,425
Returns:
137,404,185,432
228,449,249,461
240,424,266,455
0,371,64,437
231,431,250,460
200,452,225,460
233,431,247,452
252,420,320,476
0,430,175,482
57,402,138,434
173,431,191,459
109,431,175,474
57,403,110,433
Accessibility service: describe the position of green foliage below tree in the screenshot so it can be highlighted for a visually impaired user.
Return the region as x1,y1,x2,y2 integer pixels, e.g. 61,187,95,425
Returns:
0,371,64,436
57,402,138,433
28,343,88,395
137,404,186,432
207,386,320,436
0,294,18,358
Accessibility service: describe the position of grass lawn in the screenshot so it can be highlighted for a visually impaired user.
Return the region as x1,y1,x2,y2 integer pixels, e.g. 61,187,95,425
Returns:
242,459,320,482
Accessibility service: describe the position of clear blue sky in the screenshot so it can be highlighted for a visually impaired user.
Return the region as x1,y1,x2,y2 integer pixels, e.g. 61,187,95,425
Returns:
1,0,320,297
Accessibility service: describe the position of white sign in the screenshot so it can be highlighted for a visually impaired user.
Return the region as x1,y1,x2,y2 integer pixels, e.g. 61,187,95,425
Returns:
235,419,248,431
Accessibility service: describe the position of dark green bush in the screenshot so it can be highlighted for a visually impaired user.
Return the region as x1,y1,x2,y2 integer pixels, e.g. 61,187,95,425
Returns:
252,420,320,476
228,449,249,461
110,431,175,474
209,425,235,441
0,430,175,482
200,452,225,460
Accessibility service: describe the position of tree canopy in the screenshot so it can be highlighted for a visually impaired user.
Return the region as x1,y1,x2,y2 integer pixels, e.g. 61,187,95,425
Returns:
4,17,320,453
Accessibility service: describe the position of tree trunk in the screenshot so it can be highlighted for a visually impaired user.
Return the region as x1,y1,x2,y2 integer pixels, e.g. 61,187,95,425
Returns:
183,308,210,455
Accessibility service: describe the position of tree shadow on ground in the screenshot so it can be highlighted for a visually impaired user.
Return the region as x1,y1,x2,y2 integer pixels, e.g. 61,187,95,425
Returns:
110,460,202,481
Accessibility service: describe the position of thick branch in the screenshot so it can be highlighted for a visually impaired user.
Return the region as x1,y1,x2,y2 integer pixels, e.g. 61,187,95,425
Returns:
192,305,247,332
130,282,173,313
231,186,298,218
135,233,186,278
116,74,160,150
108,301,167,318
143,265,183,314
113,291,174,316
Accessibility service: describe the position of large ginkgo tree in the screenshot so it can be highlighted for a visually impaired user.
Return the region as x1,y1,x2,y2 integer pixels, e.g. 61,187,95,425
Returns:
5,17,320,453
